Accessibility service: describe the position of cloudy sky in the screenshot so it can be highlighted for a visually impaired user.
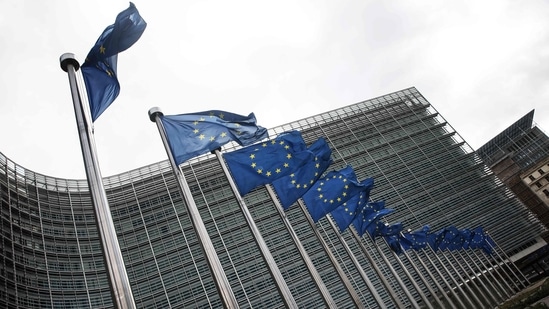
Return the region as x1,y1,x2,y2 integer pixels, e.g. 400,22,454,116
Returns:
1,0,548,179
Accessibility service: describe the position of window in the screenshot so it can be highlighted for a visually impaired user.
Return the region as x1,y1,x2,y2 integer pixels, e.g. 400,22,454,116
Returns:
529,175,536,181
543,189,549,198
539,169,545,175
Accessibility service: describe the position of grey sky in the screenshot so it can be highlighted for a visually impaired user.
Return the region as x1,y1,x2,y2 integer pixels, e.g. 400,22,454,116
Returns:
1,0,548,179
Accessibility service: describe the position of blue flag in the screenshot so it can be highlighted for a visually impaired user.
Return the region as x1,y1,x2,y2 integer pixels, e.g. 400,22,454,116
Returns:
368,221,403,240
330,178,374,232
271,138,333,209
224,131,315,196
427,229,444,252
470,226,494,255
162,111,268,165
461,229,473,250
438,226,461,251
400,225,430,251
82,2,147,121
385,235,403,254
353,200,394,237
302,166,367,222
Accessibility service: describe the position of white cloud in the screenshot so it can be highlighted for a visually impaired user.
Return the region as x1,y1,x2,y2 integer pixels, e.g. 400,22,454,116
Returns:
1,0,549,178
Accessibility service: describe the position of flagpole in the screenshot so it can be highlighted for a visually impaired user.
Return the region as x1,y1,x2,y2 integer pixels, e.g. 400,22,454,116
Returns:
349,228,406,308
379,237,433,309
472,245,513,300
409,250,458,309
324,216,387,308
60,53,136,309
459,249,502,304
431,248,475,308
297,200,365,308
148,108,239,308
486,231,528,289
420,248,467,309
474,248,515,298
265,185,337,308
214,150,298,309
398,242,445,309
468,249,507,302
400,244,454,308
452,249,496,306
442,250,485,308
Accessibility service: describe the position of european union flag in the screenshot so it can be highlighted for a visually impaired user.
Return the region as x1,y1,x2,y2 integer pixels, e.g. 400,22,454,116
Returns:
401,225,430,251
82,2,147,121
385,235,403,254
330,178,374,232
470,226,494,255
368,221,403,240
461,229,473,250
427,229,444,252
162,111,268,166
271,138,333,209
224,131,314,196
302,166,367,222
352,200,394,237
438,226,461,251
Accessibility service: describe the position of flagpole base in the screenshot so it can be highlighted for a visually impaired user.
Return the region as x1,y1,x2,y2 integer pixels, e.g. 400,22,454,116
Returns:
60,53,80,72
149,107,164,122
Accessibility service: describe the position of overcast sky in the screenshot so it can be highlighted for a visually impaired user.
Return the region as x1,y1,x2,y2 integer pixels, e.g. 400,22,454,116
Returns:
1,0,548,179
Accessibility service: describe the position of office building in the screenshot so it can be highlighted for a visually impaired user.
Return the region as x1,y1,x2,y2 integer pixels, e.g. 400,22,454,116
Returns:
477,110,549,278
1,87,545,308
477,110,549,235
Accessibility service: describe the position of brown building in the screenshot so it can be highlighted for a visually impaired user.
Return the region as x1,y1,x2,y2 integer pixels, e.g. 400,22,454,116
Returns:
477,110,549,277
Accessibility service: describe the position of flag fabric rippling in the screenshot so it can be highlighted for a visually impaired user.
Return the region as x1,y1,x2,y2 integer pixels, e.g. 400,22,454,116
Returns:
271,137,333,209
353,200,394,237
162,110,268,165
224,131,315,196
330,178,374,232
82,2,147,121
302,166,366,222
400,226,430,251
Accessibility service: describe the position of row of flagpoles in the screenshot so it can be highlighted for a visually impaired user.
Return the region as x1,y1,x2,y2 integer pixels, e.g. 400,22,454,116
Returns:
152,108,528,308
60,3,529,308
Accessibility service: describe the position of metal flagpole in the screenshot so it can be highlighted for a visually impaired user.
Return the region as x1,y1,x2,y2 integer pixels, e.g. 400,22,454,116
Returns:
487,231,528,289
471,250,513,299
482,248,518,297
399,243,445,309
468,249,507,302
460,248,504,304
490,251,522,293
410,250,458,309
265,185,337,309
431,249,475,308
402,248,457,309
214,151,298,309
367,235,420,309
420,248,467,309
453,249,497,306
60,53,135,309
149,108,239,308
324,216,387,308
349,228,406,309
441,250,485,308
297,200,365,308
380,237,434,309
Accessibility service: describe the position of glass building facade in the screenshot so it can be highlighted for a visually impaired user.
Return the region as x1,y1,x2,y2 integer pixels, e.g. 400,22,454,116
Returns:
477,110,549,238
1,87,545,308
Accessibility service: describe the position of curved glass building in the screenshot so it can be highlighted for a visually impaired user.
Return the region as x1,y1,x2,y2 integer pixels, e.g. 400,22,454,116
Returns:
1,87,545,308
